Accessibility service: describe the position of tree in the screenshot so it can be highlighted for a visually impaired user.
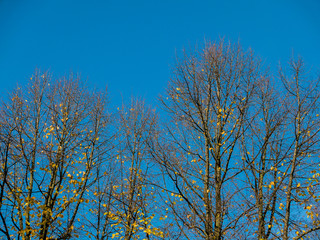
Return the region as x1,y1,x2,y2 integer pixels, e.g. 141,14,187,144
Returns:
82,99,164,240
153,41,262,240
238,74,289,239
238,57,320,239
0,72,110,239
153,41,320,240
279,58,320,239
111,100,163,240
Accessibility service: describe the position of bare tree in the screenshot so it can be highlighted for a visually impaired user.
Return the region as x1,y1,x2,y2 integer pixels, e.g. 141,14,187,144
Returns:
110,99,163,240
153,41,262,240
280,58,320,240
238,57,320,240
0,71,110,240
239,75,289,239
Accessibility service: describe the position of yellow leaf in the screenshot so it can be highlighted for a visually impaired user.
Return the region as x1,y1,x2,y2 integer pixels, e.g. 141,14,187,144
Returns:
279,203,284,210
268,181,274,189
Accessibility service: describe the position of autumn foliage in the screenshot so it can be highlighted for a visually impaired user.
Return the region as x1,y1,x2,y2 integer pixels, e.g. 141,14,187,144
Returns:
1,41,320,239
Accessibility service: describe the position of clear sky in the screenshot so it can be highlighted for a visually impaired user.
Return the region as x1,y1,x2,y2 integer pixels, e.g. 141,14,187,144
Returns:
0,0,319,107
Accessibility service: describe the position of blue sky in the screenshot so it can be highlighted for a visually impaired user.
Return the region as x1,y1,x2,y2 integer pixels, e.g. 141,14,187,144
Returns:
0,0,319,107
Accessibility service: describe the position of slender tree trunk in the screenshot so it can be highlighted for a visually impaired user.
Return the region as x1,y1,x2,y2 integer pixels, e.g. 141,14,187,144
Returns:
204,136,214,239
283,78,301,240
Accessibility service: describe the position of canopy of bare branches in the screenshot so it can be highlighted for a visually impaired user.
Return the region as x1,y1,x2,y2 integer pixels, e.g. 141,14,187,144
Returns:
1,41,320,240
